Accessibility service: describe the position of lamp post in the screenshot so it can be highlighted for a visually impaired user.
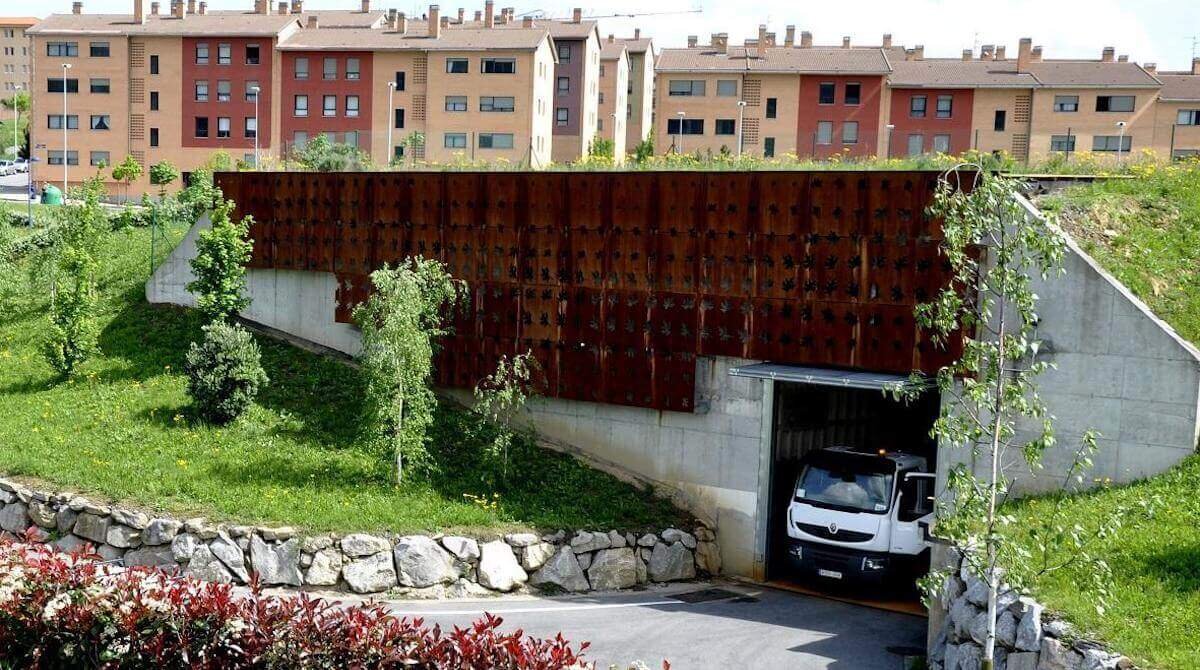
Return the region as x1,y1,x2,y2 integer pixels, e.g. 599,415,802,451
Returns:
676,111,686,154
250,85,261,169
736,100,747,157
885,123,895,158
387,81,396,167
61,63,71,199
10,84,19,162
1115,120,1127,167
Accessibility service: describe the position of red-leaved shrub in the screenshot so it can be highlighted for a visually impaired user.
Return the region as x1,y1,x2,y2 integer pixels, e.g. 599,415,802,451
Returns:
0,537,589,669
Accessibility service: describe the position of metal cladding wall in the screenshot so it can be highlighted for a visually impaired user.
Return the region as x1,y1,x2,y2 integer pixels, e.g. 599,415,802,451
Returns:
215,170,963,412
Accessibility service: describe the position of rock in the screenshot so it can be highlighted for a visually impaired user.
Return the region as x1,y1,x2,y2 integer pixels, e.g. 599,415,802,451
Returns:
943,574,965,605
997,610,1018,648
97,544,126,563
965,575,989,607
944,643,960,670
695,541,721,574
171,533,202,562
0,489,14,504
570,530,611,553
0,502,30,534
72,512,110,543
541,529,566,544
967,610,990,646
106,524,142,549
1016,600,1044,651
1080,647,1121,670
635,554,648,584
55,507,80,534
477,540,528,592
520,542,556,572
638,547,652,563
235,537,250,552
1043,619,1074,640
441,536,481,562
209,532,250,582
186,546,234,583
302,535,333,553
394,536,458,588
446,578,494,599
637,533,657,547
647,542,696,582
949,596,977,641
250,536,302,586
25,527,51,543
300,553,313,568
624,532,637,547
226,525,253,538
607,530,627,548
260,526,297,541
1008,651,1039,670
125,545,178,568
956,642,982,670
530,546,590,592
144,519,182,546
342,553,398,594
661,528,697,549
1040,637,1083,670
341,533,391,557
53,534,90,554
79,500,109,515
504,532,539,548
110,509,149,529
695,526,716,542
28,502,57,528
304,548,343,586
577,552,592,570
184,519,219,540
587,547,638,590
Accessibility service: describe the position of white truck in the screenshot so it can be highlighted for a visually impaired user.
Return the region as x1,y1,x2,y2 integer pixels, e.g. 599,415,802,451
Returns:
785,446,936,584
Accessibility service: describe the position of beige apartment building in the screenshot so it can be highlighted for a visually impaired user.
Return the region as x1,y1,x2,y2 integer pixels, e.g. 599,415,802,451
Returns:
0,17,36,95
618,30,654,154
597,36,627,161
1152,61,1200,160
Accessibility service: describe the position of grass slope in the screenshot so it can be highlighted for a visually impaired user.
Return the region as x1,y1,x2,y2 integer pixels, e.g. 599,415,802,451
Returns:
0,220,682,535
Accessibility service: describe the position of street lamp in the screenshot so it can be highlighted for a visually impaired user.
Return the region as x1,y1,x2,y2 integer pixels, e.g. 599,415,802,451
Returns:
250,85,261,169
885,123,896,159
1115,120,1127,167
61,63,71,199
386,81,396,167
736,100,747,157
676,111,686,154
10,84,19,163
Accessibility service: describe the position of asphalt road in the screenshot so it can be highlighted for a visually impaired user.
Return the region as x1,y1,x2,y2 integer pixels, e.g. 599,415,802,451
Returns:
357,582,927,669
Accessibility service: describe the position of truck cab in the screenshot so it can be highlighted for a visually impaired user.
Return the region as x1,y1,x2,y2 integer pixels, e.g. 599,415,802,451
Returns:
784,446,935,584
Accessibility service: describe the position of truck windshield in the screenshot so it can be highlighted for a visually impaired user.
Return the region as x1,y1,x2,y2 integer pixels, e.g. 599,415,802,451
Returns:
794,462,895,514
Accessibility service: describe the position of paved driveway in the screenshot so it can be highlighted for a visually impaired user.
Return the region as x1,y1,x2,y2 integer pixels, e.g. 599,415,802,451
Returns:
360,582,926,669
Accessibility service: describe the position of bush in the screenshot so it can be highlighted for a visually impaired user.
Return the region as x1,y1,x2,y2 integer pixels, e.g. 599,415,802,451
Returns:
187,198,252,322
185,321,267,424
0,539,590,669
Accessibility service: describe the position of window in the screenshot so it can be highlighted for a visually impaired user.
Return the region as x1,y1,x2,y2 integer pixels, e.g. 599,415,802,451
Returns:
932,134,950,153
195,81,209,102
217,80,231,102
906,133,924,156
994,110,1007,132
244,117,257,138
1096,95,1135,112
715,119,735,135
346,57,360,80
910,95,927,118
557,76,570,93
294,57,309,79
668,79,705,96
478,133,514,149
556,108,568,126
245,81,259,101
323,95,337,117
845,82,861,105
293,131,307,149
1092,135,1132,152
480,96,514,112
481,58,516,74
47,42,78,57
245,44,260,65
323,57,337,80
150,54,159,74
597,118,603,131
89,78,110,94
557,43,571,61
764,137,775,158
89,115,110,131
1173,149,1199,161
716,79,737,97
47,150,79,165
666,118,704,135
897,475,933,522
344,131,358,147
1050,134,1076,152
217,117,231,138
1178,109,1200,126
444,133,467,148
47,115,79,129
346,95,360,117
936,95,953,118
815,121,833,145
195,117,209,138
196,43,209,64
48,78,79,93
598,92,604,104
599,64,606,77
445,95,467,112
766,98,777,119
150,91,159,110
818,82,835,105
394,108,405,129
446,58,468,74
89,42,110,57
393,145,404,160
150,127,159,147
293,94,308,116
394,71,406,90
217,43,231,65
89,151,110,167
842,121,859,145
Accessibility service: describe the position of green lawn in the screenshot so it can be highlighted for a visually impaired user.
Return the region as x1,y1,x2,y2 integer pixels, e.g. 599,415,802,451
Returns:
0,219,683,535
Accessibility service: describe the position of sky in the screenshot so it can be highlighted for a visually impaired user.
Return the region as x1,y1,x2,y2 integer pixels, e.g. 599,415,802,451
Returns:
35,0,1200,72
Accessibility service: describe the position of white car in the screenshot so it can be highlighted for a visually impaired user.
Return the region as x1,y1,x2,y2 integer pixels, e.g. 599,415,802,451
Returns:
0,161,13,176
13,158,28,173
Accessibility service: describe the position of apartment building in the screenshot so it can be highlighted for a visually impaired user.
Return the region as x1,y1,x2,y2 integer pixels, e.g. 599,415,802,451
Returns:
545,8,599,163
597,35,627,161
0,17,36,94
1152,61,1200,160
617,30,654,155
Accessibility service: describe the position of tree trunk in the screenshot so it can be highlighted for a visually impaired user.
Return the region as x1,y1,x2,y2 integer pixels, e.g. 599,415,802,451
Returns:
982,226,1010,670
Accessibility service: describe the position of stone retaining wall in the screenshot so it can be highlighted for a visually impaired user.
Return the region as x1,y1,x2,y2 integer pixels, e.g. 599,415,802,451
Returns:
0,478,719,597
930,552,1133,670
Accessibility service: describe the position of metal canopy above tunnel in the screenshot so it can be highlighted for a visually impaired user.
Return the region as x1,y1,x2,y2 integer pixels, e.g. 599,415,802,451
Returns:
728,363,932,393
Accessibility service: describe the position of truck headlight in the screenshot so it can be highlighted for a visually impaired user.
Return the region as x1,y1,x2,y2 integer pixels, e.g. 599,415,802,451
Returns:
862,557,887,571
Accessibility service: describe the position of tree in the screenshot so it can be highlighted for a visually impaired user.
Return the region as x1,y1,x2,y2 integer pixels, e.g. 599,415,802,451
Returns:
353,258,466,484
149,160,180,197
184,320,268,424
473,351,539,484
294,134,371,172
187,198,253,322
43,177,106,376
402,131,425,167
632,130,655,164
1,90,29,160
111,155,143,202
588,137,615,159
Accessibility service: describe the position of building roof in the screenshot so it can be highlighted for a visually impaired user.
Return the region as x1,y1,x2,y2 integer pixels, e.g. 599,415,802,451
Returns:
888,59,1039,88
301,10,386,29
617,36,653,55
1024,60,1161,88
1157,73,1200,101
277,25,550,51
599,40,626,61
27,10,300,36
657,46,892,75
0,17,40,28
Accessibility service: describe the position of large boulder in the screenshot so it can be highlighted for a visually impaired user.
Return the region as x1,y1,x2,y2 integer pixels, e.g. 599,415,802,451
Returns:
185,546,234,584
647,541,696,582
1040,637,1083,670
530,546,590,592
441,536,480,562
695,541,721,574
342,552,397,594
304,548,343,587
53,534,90,554
28,502,57,529
170,533,202,562
250,536,303,586
144,519,183,546
0,502,30,534
997,610,1018,648
661,528,697,549
1007,651,1039,670
587,547,637,590
106,524,142,549
341,533,391,558
394,536,458,588
1015,600,1044,652
477,540,527,592
570,530,611,554
72,512,110,543
111,509,150,530
125,545,179,568
55,507,80,534
209,532,249,582
504,533,539,548
520,542,556,572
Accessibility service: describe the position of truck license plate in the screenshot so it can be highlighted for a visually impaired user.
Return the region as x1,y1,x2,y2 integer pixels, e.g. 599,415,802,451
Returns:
818,569,843,580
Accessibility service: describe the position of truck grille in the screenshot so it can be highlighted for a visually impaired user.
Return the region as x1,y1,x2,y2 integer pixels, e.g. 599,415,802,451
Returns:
796,522,874,543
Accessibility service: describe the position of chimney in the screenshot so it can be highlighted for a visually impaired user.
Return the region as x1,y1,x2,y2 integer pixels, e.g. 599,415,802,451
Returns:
607,33,614,43
882,33,892,48
473,10,479,21
842,36,851,49
150,1,159,14
1118,54,1128,63
710,33,727,49
72,1,83,14
995,45,1006,60
523,16,533,28
277,1,287,13
1143,62,1157,75
800,31,812,48
360,0,369,12
484,0,493,27
456,7,464,22
441,15,449,28
572,7,582,23
686,35,697,48
784,25,795,47
133,0,146,23
290,0,302,13
906,44,924,61
634,28,640,39
496,11,506,25
428,4,440,37
1031,46,1043,62
187,0,195,13
981,44,994,60
961,49,971,61
306,14,317,28
1193,58,1200,75
173,0,186,18
1101,46,1115,62
759,25,768,56
397,12,407,33
1016,37,1032,70
254,0,267,14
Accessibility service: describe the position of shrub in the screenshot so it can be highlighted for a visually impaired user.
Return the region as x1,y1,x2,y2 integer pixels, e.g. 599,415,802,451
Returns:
187,198,252,322
184,321,267,424
0,539,590,669
148,160,179,196
43,178,107,376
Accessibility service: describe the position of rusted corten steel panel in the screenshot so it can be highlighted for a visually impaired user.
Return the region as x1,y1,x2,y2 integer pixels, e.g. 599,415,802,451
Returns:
215,170,965,413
